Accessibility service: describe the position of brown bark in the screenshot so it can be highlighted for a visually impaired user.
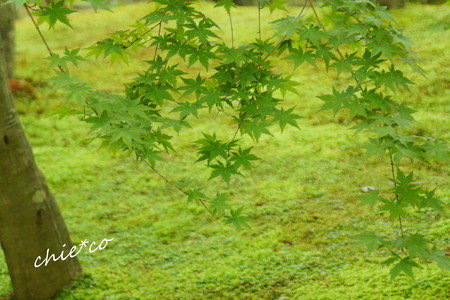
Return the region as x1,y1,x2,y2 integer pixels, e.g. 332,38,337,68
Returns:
0,35,82,299
0,1,15,78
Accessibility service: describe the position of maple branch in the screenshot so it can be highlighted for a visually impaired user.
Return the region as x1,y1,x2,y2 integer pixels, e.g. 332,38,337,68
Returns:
228,12,235,48
257,2,262,40
321,0,364,26
135,150,213,214
152,21,163,61
24,4,65,73
123,21,162,50
25,2,212,216
308,0,364,90
263,0,309,61
390,154,404,239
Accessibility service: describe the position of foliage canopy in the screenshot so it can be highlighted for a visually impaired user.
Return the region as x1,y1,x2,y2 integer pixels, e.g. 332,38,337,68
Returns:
8,0,449,279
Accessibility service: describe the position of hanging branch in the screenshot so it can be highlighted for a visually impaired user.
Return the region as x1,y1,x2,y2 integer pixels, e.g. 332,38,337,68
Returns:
390,154,404,238
309,0,410,255
24,4,65,73
24,1,213,215
308,0,363,88
123,21,163,50
135,151,212,214
263,0,309,60
152,21,163,61
229,11,235,47
257,2,262,40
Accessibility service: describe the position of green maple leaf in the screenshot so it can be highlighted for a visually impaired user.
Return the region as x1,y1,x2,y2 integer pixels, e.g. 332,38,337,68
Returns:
195,133,236,164
398,234,429,261
171,101,204,119
180,75,206,98
63,47,85,67
209,161,239,183
158,117,192,133
87,38,127,64
362,48,385,68
48,71,82,90
353,232,384,252
225,207,250,229
186,46,216,69
37,1,75,29
419,189,444,213
267,0,288,13
429,248,450,271
64,82,92,105
423,139,449,162
210,192,231,215
6,0,38,9
82,0,112,12
187,188,207,204
358,190,385,207
200,89,223,111
362,139,387,157
44,53,65,69
380,199,407,219
240,120,272,142
271,16,304,39
110,127,146,148
393,169,422,206
214,0,236,14
184,18,219,45
285,47,316,69
273,107,301,132
230,147,259,170
49,106,82,119
139,148,163,167
85,113,111,133
390,257,420,280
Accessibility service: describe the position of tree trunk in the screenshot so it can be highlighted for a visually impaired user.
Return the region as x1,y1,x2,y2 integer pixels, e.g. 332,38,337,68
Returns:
0,1,15,78
0,36,82,299
377,0,405,8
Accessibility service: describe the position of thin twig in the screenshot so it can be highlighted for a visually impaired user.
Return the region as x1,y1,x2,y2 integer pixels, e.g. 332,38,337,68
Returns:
390,154,404,238
24,4,65,73
263,0,309,61
123,21,162,50
228,12,234,47
309,0,321,25
231,112,246,142
257,2,262,40
135,151,213,214
152,21,163,61
308,0,364,90
309,1,404,241
321,0,363,25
